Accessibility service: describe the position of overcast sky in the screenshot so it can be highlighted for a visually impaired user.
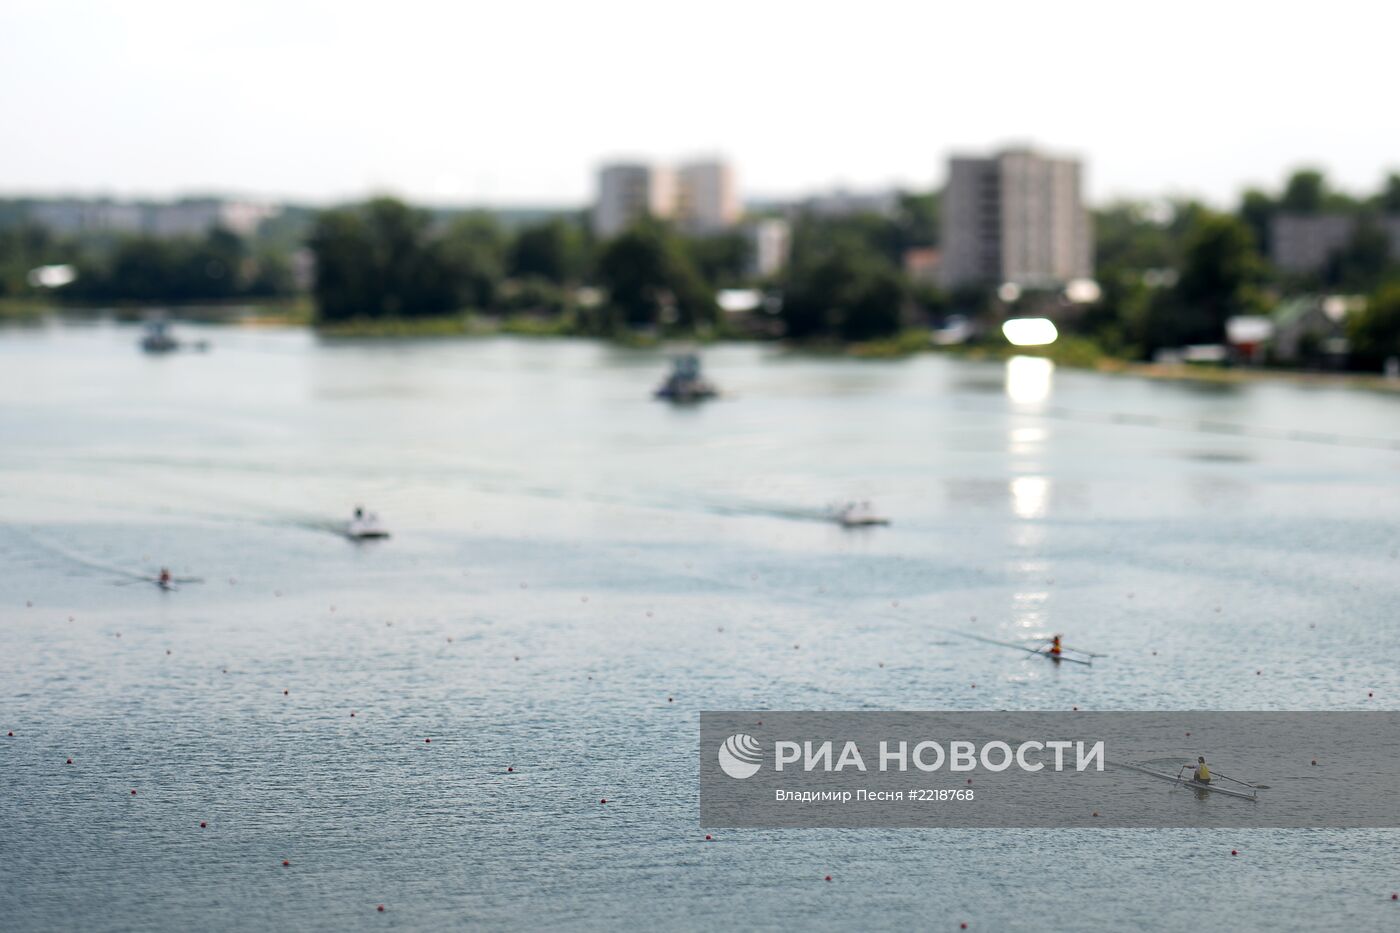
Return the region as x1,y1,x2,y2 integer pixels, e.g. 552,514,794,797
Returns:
1,1,1394,208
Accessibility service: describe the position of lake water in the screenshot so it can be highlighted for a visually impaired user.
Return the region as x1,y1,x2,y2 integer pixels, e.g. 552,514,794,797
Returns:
2,319,1399,931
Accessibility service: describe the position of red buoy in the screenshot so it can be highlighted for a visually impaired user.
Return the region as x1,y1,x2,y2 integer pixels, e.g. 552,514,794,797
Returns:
824,875,832,882
66,758,73,765
1391,893,1397,900
282,860,290,867
425,738,431,744
668,697,673,703
507,766,514,772
1092,811,1099,817
705,835,712,841
283,689,288,696
131,790,137,795
1231,850,1238,856
200,822,207,828
600,798,607,804
377,905,385,912
7,731,13,737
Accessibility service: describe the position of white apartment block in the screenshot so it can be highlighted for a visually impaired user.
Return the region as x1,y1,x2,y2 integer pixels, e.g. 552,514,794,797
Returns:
941,148,1092,290
593,158,740,238
675,160,740,234
593,163,677,238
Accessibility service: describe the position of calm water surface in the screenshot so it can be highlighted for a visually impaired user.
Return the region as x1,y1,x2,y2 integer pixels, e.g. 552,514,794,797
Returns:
2,319,1399,931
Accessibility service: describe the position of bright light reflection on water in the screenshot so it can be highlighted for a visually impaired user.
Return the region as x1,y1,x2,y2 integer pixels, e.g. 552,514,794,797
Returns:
1004,355,1054,405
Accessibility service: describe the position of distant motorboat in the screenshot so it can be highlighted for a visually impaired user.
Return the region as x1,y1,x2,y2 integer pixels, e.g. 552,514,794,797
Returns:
654,354,718,402
831,500,890,527
140,321,179,354
346,510,390,540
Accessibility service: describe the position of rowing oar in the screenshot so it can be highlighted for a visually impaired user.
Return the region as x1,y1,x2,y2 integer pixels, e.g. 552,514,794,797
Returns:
1060,643,1109,658
1208,769,1263,790
945,630,1093,666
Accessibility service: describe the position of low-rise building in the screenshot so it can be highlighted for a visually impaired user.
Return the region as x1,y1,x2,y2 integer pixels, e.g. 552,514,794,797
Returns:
1270,213,1400,274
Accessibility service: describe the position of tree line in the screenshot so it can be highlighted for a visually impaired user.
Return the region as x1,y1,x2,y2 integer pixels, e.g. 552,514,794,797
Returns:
3,171,1398,369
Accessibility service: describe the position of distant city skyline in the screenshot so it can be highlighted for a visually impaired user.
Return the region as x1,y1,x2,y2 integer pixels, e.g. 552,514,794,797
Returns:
1,1,1396,208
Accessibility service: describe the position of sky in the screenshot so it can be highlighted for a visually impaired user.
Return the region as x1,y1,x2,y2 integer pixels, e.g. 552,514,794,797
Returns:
0,0,1394,208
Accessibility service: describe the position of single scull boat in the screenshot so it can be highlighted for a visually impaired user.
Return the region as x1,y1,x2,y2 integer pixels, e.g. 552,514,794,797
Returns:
951,631,1093,666
1113,761,1258,800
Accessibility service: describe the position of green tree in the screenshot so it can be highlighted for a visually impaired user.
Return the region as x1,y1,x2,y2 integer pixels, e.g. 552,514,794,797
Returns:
1141,211,1263,352
508,218,583,284
1238,189,1276,257
781,240,905,342
683,231,750,287
1280,169,1327,213
1378,173,1400,212
1326,216,1392,292
1348,284,1400,370
307,198,460,321
595,223,716,332
893,191,940,250
441,212,506,310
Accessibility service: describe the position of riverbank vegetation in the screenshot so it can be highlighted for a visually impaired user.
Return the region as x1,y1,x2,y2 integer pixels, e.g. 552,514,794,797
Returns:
3,169,1399,370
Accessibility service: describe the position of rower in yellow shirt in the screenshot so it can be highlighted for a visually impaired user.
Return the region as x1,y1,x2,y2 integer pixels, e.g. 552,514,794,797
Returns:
1048,634,1063,659
1193,756,1211,784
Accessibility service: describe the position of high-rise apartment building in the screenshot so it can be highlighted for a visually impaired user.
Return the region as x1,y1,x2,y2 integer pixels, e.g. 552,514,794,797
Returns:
675,160,740,234
593,158,739,238
941,148,1092,289
593,163,677,238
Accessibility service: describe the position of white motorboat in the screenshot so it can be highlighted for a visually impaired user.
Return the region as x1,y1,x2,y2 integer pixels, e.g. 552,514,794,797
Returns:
346,511,390,539
832,500,890,527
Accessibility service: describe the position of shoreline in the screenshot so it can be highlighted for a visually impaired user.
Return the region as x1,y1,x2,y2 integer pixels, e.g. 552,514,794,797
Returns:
6,301,1400,394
